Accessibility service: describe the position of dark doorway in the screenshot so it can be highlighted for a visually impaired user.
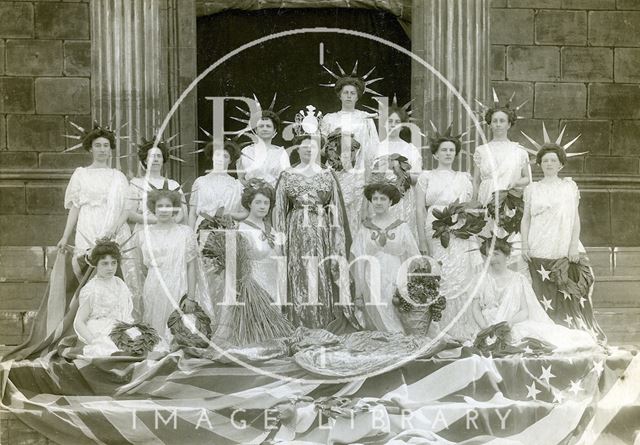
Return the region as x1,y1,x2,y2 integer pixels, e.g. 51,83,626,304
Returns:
196,8,412,175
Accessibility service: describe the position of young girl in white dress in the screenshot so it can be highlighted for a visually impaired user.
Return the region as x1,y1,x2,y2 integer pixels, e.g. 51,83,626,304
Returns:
138,185,199,345
74,240,134,356
471,238,596,352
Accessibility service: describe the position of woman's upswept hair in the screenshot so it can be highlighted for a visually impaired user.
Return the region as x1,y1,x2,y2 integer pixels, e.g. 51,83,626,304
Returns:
241,179,275,211
82,127,116,152
88,239,121,266
536,143,567,166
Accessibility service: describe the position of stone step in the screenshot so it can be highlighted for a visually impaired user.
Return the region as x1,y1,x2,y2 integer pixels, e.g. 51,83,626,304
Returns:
594,308,640,346
0,282,47,311
592,279,640,308
0,311,24,345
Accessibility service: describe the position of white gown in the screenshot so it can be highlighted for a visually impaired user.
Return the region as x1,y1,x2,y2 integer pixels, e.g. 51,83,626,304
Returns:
126,175,183,316
190,173,244,320
74,276,134,357
323,110,380,175
474,140,531,276
237,143,290,187
137,224,198,343
524,178,580,259
351,219,420,333
190,173,244,232
418,169,483,341
473,269,596,352
64,167,138,294
474,140,530,206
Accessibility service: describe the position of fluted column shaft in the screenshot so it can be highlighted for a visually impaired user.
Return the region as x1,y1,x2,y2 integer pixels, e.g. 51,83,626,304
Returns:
411,0,490,171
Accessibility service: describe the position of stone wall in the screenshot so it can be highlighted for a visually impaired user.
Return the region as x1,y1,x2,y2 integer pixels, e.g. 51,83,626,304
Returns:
490,0,640,247
0,0,91,248
0,0,91,346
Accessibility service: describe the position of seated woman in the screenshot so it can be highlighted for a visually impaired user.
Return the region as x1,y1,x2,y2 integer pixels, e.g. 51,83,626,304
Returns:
372,103,423,238
73,240,134,357
237,179,283,303
471,237,597,352
138,183,199,346
351,181,421,333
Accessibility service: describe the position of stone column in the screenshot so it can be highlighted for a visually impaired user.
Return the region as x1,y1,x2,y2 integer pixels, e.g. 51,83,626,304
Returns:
90,0,197,181
411,0,490,171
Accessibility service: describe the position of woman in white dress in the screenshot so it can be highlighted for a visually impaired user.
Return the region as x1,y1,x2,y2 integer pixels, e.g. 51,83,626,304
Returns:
474,105,531,205
74,240,134,357
126,140,187,317
56,126,137,293
189,140,246,320
474,103,531,275
351,181,421,333
237,110,291,187
471,237,596,352
323,75,380,175
237,179,283,303
521,143,605,340
416,133,483,341
189,140,246,233
322,129,365,234
372,105,423,237
138,186,199,346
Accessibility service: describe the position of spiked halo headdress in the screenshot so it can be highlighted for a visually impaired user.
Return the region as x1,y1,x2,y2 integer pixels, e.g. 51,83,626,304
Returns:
427,121,473,153
132,133,186,164
230,93,291,134
520,123,587,162
63,119,128,153
475,88,529,125
320,60,383,98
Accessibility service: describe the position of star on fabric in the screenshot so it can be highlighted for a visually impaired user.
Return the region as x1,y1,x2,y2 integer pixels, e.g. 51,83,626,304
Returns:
563,315,574,327
593,360,604,375
569,380,583,396
537,264,551,281
541,296,554,312
552,390,565,404
526,382,541,400
561,290,572,300
579,296,587,308
540,365,555,384
523,345,533,355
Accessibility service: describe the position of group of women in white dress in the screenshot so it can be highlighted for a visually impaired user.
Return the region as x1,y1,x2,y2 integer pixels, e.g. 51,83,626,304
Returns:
57,69,603,357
